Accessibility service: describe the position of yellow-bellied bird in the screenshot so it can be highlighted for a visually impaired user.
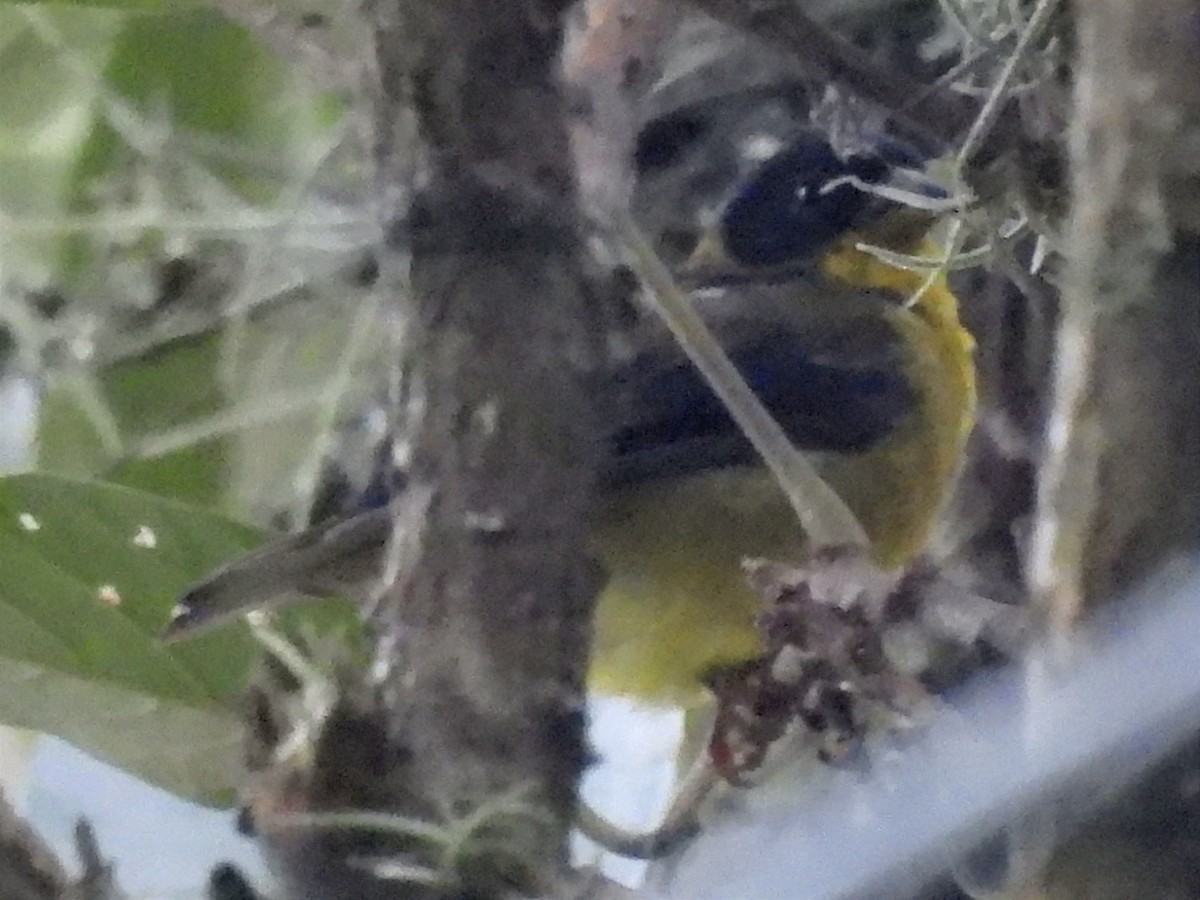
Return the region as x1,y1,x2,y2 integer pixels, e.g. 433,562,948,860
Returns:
163,131,975,707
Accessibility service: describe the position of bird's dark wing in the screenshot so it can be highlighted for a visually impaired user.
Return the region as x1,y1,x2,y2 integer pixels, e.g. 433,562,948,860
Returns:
604,303,915,486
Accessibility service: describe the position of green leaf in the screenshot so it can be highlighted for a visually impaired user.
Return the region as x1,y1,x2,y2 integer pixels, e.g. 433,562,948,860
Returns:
0,4,343,283
38,330,229,508
70,7,343,215
0,472,358,804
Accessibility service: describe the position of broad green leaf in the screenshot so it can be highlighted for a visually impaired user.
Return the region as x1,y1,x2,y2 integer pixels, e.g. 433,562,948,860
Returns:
0,472,358,804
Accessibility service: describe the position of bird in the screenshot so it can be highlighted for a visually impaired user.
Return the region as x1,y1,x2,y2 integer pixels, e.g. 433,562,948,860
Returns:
162,129,976,707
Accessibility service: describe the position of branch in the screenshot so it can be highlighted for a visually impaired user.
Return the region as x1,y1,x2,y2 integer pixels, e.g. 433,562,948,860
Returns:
0,792,65,900
1028,0,1200,629
244,0,608,896
0,794,122,900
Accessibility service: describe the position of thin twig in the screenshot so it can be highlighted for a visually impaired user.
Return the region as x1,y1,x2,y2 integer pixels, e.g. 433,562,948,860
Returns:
684,0,975,147
955,0,1062,167
609,209,869,552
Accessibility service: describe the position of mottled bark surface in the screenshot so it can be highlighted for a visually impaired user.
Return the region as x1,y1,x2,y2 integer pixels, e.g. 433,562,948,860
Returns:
1030,0,1200,627
371,0,602,891
254,2,605,897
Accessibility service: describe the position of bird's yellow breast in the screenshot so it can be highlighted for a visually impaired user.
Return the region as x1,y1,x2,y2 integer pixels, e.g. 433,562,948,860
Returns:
590,468,800,704
820,238,977,568
588,239,976,704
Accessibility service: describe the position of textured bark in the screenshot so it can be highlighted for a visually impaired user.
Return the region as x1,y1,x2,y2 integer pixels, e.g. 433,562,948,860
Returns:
1030,0,1200,627
253,3,603,898
362,0,601,895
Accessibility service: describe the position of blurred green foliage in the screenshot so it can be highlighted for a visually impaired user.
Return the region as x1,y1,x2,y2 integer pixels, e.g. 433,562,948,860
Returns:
0,2,367,804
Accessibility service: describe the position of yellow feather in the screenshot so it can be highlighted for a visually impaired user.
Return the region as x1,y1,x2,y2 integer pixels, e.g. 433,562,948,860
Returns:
588,236,976,704
819,236,977,567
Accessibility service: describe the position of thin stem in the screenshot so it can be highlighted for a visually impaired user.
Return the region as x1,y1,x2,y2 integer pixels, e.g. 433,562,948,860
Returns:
956,0,1062,167
610,210,869,552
